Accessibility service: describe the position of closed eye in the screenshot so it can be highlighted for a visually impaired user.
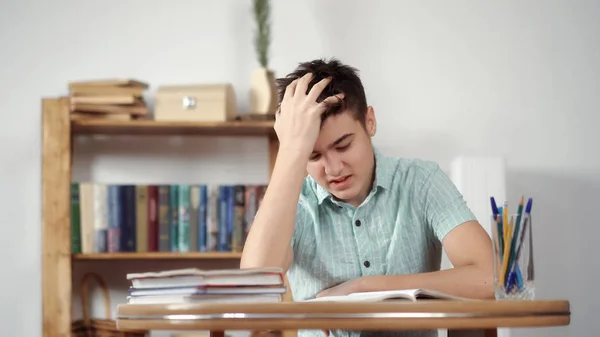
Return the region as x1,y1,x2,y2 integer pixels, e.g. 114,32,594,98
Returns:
310,141,351,161
336,142,351,151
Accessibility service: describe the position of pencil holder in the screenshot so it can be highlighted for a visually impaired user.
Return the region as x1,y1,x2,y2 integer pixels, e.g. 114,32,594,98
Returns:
490,213,535,300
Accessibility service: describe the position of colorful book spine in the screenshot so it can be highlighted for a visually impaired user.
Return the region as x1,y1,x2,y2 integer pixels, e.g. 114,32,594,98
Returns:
198,185,208,252
169,185,179,252
178,184,191,252
158,185,170,251
70,183,81,253
69,182,266,253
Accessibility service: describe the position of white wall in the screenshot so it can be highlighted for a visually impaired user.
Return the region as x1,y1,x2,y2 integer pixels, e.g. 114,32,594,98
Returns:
1,0,598,336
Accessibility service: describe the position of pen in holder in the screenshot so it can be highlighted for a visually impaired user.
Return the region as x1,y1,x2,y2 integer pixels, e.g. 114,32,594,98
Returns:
490,200,535,300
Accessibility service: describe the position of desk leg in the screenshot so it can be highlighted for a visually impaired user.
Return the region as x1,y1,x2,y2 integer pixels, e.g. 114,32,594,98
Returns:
484,329,497,337
210,330,225,337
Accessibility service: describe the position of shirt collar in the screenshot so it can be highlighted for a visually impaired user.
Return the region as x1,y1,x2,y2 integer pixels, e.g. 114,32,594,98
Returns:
314,146,392,205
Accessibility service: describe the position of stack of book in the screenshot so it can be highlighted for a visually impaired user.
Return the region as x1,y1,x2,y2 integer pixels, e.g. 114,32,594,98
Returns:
125,267,286,304
68,78,150,121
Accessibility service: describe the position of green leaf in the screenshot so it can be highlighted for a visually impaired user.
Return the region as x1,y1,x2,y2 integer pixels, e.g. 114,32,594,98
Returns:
252,0,271,68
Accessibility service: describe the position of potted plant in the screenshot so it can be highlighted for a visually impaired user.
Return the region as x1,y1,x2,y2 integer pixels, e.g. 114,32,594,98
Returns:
250,0,277,116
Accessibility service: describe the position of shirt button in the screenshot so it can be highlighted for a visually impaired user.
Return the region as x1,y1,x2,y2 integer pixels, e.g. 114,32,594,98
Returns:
363,260,370,268
355,220,361,227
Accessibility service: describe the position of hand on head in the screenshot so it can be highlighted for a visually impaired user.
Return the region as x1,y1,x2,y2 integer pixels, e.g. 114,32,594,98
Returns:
274,72,344,158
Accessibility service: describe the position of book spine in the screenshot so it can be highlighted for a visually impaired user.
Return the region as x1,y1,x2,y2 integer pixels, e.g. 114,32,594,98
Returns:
207,184,218,252
79,183,95,254
157,185,170,252
135,185,148,252
178,184,191,252
169,184,179,252
218,185,228,251
107,185,121,252
70,183,81,253
93,183,108,253
198,185,207,252
189,185,199,252
227,185,234,251
147,185,159,251
232,185,245,252
120,185,136,252
244,185,257,244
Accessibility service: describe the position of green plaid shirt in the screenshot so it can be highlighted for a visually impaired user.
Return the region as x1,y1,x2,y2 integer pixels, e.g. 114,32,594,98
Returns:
288,147,477,337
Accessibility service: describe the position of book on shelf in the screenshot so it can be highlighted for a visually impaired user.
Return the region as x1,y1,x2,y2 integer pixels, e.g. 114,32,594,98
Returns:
70,182,267,255
302,289,473,303
123,267,285,304
68,78,150,121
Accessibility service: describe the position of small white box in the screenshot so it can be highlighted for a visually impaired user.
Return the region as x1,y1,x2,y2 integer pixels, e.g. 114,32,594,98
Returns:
154,83,237,122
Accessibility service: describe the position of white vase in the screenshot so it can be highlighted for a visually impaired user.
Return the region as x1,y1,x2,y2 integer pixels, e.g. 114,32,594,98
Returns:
250,67,278,115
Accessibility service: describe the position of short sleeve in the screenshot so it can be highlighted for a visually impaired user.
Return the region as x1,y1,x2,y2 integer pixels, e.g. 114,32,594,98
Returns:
419,163,477,242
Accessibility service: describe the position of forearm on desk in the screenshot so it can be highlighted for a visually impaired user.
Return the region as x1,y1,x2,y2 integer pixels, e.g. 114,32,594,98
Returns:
240,150,308,270
358,264,495,300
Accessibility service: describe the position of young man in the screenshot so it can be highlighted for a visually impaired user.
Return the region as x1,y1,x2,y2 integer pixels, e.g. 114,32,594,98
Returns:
241,58,494,337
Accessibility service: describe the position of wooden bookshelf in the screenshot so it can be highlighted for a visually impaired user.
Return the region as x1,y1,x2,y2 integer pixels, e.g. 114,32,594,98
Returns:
73,252,243,260
41,97,283,337
72,118,276,136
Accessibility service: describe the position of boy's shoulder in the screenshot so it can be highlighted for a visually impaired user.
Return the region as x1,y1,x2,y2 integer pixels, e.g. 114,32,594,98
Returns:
375,150,445,185
385,154,441,175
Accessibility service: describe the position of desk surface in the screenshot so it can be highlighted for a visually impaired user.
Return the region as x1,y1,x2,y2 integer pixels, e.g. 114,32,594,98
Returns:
116,300,570,331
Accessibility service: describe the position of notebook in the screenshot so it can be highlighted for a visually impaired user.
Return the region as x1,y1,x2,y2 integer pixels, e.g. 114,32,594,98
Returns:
126,267,284,289
128,285,287,297
127,293,283,304
301,289,473,302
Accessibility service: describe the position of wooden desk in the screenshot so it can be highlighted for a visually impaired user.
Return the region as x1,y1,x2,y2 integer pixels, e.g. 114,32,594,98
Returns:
116,300,570,337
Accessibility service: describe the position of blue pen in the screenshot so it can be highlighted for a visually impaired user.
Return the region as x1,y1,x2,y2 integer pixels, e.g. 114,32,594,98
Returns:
512,198,533,285
509,199,533,290
525,198,534,280
507,197,526,289
496,206,504,257
490,197,504,256
507,261,524,291
506,269,517,293
490,197,499,216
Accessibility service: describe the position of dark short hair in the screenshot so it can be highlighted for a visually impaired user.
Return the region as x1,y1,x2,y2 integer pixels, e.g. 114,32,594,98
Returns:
275,58,368,125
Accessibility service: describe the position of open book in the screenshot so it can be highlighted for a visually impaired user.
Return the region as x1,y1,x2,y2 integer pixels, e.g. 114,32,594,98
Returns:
301,289,473,302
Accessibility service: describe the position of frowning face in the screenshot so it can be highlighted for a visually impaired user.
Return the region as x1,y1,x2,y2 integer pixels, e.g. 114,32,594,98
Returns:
307,107,377,207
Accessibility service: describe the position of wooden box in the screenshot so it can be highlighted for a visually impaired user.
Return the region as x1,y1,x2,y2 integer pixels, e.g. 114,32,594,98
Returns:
154,83,237,122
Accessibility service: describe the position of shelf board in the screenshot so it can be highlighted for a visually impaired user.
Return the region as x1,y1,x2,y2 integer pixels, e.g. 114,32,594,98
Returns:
72,119,276,136
72,252,242,260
